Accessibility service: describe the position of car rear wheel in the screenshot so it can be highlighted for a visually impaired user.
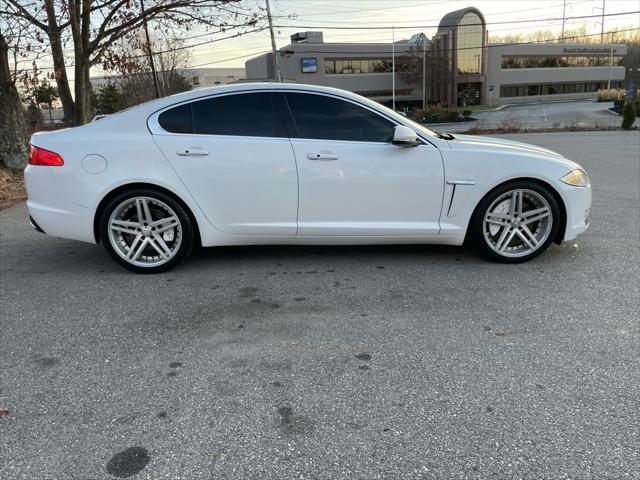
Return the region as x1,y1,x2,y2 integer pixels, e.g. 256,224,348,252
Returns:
100,189,193,273
471,181,561,263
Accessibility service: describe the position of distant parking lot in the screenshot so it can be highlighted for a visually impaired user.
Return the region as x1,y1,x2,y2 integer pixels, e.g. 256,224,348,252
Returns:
1,131,639,479
430,99,637,133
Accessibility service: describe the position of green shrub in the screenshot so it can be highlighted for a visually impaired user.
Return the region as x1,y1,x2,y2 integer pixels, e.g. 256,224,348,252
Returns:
429,113,441,123
622,101,636,129
462,109,472,118
448,110,460,121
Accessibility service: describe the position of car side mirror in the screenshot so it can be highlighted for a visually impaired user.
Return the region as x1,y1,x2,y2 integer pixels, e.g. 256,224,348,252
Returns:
392,125,420,147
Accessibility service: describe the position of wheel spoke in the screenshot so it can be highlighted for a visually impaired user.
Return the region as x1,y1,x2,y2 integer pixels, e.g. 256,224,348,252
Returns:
497,228,517,252
494,226,512,251
112,219,140,229
125,234,143,259
129,237,149,262
147,238,169,260
509,191,517,216
520,224,539,247
156,219,180,233
141,198,154,223
522,207,550,224
151,215,178,228
111,225,139,236
485,212,510,226
135,199,145,224
152,234,173,258
516,191,523,216
514,228,535,250
110,219,140,236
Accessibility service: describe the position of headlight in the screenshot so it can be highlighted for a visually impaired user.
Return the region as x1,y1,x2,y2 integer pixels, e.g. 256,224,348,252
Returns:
560,169,589,187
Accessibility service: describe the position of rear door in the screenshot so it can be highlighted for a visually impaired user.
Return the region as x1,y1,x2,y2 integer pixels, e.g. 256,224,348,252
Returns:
282,91,444,236
151,91,298,235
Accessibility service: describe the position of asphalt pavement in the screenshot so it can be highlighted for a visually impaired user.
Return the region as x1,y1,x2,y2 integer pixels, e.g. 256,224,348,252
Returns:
1,131,639,479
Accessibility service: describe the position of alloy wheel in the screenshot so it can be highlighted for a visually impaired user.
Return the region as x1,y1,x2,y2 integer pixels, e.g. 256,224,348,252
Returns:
483,188,554,258
107,196,183,268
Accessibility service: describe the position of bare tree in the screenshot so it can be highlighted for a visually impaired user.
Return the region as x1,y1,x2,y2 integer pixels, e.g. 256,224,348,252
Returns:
96,32,193,111
2,0,262,125
0,19,29,169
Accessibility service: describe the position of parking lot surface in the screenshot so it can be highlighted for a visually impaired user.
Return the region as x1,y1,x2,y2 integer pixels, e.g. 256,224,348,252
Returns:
429,99,637,133
1,131,639,479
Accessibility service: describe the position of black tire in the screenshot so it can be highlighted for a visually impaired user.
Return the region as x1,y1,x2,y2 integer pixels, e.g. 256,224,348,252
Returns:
470,180,561,263
99,188,194,273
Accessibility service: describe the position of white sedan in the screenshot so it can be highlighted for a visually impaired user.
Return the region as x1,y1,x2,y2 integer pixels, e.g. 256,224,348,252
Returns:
25,83,591,273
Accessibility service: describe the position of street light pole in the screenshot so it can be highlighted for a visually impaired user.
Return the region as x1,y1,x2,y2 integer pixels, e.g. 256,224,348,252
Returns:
422,37,426,109
600,0,606,42
607,31,615,99
265,0,282,82
561,0,567,42
392,25,395,111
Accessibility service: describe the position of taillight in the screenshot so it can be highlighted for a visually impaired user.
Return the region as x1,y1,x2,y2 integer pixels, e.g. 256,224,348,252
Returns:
28,145,64,166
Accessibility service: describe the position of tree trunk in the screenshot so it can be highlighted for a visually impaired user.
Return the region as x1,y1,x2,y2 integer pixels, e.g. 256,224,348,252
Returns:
44,0,74,125
48,28,75,125
73,60,88,125
0,32,28,170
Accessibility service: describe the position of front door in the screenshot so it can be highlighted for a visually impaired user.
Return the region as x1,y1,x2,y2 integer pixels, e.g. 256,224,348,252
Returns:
151,92,298,236
282,92,444,236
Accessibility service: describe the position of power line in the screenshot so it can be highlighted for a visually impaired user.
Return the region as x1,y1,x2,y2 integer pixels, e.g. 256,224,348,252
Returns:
273,10,640,30
275,1,593,25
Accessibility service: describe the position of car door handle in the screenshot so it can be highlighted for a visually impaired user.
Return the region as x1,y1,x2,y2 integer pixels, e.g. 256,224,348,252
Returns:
176,147,209,157
307,152,339,161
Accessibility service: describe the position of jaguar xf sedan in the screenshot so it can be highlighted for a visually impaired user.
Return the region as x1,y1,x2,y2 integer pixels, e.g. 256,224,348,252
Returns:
24,83,591,273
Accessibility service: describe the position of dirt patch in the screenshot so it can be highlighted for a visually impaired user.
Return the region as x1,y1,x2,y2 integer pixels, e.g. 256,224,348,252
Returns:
0,166,26,210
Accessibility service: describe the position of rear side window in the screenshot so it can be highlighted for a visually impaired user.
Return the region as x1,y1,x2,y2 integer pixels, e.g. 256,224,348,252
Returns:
192,92,284,137
284,92,394,142
158,103,192,133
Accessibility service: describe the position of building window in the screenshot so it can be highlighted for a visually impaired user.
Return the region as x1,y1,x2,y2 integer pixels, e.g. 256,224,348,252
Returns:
501,55,624,69
355,89,412,98
324,58,396,75
500,81,622,97
456,12,483,75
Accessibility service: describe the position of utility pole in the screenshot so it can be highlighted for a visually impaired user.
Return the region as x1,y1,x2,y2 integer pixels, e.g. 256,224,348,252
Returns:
601,0,605,42
140,0,161,98
422,36,427,109
265,0,282,82
561,0,566,42
392,25,395,111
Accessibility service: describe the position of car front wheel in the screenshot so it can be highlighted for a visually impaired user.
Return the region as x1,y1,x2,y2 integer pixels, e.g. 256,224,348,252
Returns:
99,189,194,273
471,181,561,263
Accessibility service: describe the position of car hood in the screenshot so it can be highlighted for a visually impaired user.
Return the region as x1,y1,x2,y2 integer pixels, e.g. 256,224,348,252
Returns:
448,134,565,159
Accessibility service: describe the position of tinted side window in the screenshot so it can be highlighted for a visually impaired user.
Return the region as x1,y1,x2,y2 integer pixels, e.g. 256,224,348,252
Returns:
158,103,193,133
192,92,283,137
284,92,394,142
